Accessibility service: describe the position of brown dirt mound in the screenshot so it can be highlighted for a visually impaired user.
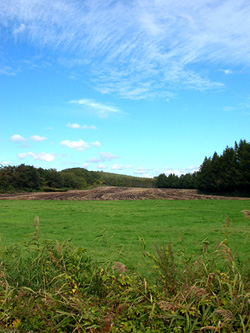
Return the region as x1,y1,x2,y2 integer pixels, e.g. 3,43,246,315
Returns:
0,187,248,201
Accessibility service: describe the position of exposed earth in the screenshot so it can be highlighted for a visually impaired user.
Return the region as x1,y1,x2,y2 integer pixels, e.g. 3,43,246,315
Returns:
0,186,249,201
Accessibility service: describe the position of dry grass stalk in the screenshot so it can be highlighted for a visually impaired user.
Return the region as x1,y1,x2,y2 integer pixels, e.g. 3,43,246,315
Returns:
241,210,250,219
189,285,207,298
157,301,174,311
216,309,233,321
112,262,128,273
33,215,40,239
33,215,39,227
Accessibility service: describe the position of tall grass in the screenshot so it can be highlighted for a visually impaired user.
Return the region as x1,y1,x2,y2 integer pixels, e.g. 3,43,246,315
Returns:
1,214,250,331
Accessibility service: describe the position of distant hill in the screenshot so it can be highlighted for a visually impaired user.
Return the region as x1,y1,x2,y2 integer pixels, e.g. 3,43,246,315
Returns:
0,165,155,193
63,168,156,188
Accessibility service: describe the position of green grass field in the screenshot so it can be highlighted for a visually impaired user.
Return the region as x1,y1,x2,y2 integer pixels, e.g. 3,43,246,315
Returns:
2,199,250,331
1,199,250,275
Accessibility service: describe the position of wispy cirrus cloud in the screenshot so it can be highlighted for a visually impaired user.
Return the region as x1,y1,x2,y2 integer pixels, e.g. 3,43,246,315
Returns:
2,1,249,97
13,23,26,35
69,99,121,118
0,66,17,76
223,96,250,112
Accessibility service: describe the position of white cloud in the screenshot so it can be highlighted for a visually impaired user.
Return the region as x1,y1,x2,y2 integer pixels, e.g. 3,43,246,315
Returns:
164,166,199,175
133,170,152,178
87,151,120,164
10,134,27,143
67,123,81,129
112,164,123,170
133,167,154,177
186,166,199,173
221,69,233,75
1,161,11,166
70,99,121,117
30,135,47,142
18,152,55,162
90,141,101,147
134,170,147,175
67,122,97,130
97,163,108,169
125,165,132,169
142,174,152,178
86,157,100,163
99,152,119,161
60,139,90,151
134,167,153,174
164,168,174,175
82,163,89,168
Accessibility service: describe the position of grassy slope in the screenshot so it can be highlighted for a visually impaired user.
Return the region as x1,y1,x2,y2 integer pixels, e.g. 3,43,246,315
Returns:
1,200,250,275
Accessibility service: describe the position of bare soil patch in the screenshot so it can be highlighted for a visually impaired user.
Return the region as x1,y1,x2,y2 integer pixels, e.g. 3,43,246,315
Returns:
0,186,249,201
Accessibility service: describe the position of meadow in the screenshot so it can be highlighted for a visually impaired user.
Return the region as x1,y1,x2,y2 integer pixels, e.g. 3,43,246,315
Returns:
1,199,250,275
1,198,250,331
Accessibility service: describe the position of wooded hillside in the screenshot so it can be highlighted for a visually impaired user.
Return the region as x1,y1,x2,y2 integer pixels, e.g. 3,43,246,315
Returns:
0,165,155,192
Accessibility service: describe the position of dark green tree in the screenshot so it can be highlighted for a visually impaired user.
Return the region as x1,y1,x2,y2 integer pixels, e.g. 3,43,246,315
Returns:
219,147,237,191
196,157,213,191
155,173,168,188
197,139,250,195
236,140,250,192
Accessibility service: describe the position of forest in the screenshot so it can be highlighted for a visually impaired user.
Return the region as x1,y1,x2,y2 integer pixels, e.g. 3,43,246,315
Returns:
0,165,155,192
0,139,250,195
156,139,250,195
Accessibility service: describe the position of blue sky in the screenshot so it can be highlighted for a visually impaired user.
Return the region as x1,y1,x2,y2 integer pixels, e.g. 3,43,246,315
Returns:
0,0,250,178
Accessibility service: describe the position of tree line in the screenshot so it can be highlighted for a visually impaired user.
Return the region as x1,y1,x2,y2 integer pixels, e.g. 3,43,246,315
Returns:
1,139,249,195
0,165,101,192
196,139,250,194
0,165,155,192
155,172,197,189
155,139,250,195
